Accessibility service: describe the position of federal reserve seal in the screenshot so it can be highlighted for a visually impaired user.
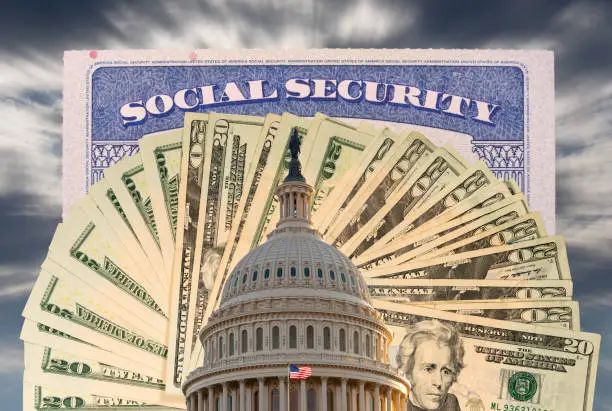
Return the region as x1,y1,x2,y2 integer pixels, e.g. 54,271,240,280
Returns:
508,371,538,402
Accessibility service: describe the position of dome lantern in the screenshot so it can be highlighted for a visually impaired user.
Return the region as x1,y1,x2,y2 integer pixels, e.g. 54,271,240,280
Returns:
273,128,314,233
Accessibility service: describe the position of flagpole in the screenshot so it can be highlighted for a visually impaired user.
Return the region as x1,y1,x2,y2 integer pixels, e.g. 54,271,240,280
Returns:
287,364,290,411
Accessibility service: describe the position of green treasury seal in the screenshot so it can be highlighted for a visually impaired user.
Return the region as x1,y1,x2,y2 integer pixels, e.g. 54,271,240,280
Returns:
508,371,538,402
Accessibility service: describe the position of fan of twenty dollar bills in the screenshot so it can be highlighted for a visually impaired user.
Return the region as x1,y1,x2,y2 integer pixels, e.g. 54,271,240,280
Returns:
21,112,600,410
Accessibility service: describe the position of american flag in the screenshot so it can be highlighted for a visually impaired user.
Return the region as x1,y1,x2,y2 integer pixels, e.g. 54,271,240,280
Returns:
289,365,312,379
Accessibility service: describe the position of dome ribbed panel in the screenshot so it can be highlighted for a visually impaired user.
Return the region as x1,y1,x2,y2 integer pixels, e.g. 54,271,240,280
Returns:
220,230,371,307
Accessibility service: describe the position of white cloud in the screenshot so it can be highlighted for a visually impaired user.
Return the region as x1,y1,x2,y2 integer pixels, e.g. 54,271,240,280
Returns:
0,264,38,278
334,0,409,44
581,294,612,311
483,36,559,51
0,54,62,95
484,3,603,53
104,0,316,50
553,2,603,32
103,0,405,50
556,78,612,142
0,54,62,215
0,281,35,299
0,97,61,212
0,264,38,299
555,75,612,253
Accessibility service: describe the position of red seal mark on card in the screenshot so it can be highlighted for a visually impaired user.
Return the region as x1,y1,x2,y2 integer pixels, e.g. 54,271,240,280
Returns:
189,51,197,61
89,50,98,59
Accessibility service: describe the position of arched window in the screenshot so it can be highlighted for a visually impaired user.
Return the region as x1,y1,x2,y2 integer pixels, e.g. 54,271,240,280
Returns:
241,329,248,354
323,327,331,350
233,275,240,289
304,267,310,278
329,270,335,281
219,335,224,359
289,325,297,349
242,273,248,284
264,268,270,279
339,329,346,352
272,326,280,349
317,268,324,279
290,266,297,277
229,333,235,356
256,327,263,351
252,270,258,281
277,267,283,278
350,275,356,287
340,272,346,283
365,334,371,358
306,326,314,349
353,331,360,354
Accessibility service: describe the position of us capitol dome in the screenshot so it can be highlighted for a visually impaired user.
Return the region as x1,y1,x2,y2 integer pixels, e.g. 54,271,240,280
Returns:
183,131,410,411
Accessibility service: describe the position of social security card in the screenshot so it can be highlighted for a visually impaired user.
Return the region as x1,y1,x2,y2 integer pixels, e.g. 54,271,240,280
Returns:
63,49,554,231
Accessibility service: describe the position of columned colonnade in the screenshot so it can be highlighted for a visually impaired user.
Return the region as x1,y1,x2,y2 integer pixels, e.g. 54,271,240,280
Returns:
279,189,311,220
185,376,408,411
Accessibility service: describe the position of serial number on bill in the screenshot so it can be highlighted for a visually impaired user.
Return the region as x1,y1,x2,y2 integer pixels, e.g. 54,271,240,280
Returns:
491,404,552,411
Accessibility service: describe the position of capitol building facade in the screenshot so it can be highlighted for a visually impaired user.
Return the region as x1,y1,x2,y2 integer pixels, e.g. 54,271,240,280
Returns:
183,136,410,411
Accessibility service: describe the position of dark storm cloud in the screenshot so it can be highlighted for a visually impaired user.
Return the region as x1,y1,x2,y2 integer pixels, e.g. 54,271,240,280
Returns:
0,0,213,54
323,0,566,47
322,0,612,83
0,193,59,264
382,0,570,45
556,97,612,155
3,0,609,86
0,0,611,408
0,0,125,54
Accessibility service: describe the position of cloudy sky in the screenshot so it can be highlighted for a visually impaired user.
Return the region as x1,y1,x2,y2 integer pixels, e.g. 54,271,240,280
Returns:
1,0,611,409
